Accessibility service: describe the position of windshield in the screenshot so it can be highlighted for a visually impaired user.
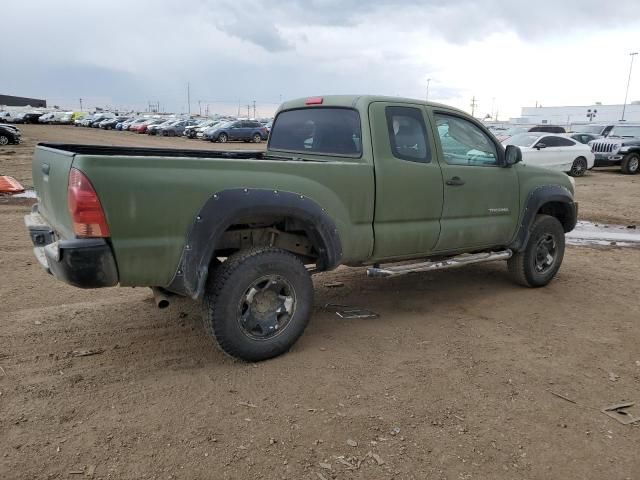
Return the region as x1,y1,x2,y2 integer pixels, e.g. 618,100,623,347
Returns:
504,133,541,147
574,125,604,134
608,125,640,138
269,108,362,157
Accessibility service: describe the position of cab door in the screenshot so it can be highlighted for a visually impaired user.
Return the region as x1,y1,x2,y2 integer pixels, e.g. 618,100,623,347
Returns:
430,110,519,252
370,102,444,260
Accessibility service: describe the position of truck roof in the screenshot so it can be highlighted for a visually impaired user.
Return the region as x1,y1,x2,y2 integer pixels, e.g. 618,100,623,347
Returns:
279,95,466,116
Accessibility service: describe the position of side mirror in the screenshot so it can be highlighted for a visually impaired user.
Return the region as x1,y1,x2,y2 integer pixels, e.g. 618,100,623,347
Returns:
534,142,547,150
504,145,522,167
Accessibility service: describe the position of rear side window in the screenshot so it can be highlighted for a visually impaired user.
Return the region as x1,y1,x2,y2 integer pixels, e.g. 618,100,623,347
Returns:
385,106,431,163
269,108,362,157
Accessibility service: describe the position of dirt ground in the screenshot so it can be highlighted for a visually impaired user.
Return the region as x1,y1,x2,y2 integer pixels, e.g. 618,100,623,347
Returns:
1,126,640,480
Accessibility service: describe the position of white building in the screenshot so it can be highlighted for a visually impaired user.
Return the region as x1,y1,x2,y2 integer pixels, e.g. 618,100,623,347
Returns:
514,102,640,127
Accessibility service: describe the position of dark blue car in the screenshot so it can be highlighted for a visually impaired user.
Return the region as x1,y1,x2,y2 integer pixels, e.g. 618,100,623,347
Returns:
206,120,269,143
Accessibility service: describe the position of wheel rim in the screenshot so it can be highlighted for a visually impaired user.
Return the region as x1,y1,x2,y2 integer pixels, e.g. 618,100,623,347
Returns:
534,234,557,274
629,157,639,172
0,136,8,145
571,159,586,176
253,134,261,143
236,275,296,341
219,134,227,143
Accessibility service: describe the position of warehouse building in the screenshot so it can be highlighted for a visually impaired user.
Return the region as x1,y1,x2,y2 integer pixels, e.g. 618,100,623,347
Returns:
0,94,46,108
515,102,640,126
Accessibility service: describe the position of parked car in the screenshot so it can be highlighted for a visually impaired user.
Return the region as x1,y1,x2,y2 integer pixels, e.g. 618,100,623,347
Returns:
146,119,175,135
570,132,600,144
51,112,74,125
100,116,129,130
503,132,594,176
38,113,56,124
572,124,614,137
25,94,577,361
8,112,28,123
22,112,44,124
494,126,528,142
121,118,147,131
133,118,164,134
206,120,268,143
184,119,215,138
589,124,640,174
528,125,566,134
0,125,21,145
159,119,198,137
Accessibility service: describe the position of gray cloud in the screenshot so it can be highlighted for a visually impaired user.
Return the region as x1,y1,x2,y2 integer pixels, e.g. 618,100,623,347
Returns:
1,0,638,114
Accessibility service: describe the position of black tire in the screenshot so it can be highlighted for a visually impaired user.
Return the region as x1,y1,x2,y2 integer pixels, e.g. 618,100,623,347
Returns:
202,247,313,361
621,153,640,175
217,133,228,143
0,135,9,146
252,133,262,143
569,157,587,177
508,214,565,288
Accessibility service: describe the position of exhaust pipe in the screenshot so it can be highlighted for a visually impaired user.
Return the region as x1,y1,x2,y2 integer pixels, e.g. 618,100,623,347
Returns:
151,287,171,309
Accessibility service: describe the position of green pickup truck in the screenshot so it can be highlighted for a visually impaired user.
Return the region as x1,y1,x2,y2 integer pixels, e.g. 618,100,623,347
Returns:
25,95,578,361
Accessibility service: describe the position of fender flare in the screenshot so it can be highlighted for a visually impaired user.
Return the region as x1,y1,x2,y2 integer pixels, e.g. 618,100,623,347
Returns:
509,185,578,252
166,188,343,299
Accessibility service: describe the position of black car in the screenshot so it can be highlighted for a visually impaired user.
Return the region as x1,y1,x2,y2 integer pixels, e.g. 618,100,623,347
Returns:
0,125,21,145
529,125,566,134
570,132,600,144
100,116,129,130
12,112,44,124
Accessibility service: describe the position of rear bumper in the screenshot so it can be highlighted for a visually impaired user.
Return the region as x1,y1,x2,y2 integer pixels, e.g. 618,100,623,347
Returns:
24,209,118,289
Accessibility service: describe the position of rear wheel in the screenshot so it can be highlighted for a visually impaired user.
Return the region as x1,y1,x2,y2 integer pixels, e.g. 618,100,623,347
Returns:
569,157,587,177
252,133,262,143
218,133,228,143
202,247,313,361
621,153,640,175
508,214,565,287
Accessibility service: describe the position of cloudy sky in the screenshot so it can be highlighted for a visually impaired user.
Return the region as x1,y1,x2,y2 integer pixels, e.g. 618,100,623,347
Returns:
2,0,639,118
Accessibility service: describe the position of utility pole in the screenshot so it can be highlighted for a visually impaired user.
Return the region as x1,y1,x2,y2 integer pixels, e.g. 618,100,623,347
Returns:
198,100,202,116
253,100,256,119
621,52,638,121
79,98,83,111
247,105,251,118
187,82,191,114
426,78,431,101
470,96,478,117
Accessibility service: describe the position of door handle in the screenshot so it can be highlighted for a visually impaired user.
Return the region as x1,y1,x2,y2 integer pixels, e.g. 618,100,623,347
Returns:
446,176,465,186
41,163,50,175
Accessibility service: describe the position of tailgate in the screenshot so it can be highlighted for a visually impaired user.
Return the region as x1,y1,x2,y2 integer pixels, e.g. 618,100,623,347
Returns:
32,145,75,240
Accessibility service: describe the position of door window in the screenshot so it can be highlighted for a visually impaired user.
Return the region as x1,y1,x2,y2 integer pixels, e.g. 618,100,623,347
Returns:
385,106,431,163
434,114,498,166
536,136,574,147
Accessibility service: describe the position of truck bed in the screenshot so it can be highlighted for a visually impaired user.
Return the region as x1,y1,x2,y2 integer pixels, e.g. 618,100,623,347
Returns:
38,143,266,160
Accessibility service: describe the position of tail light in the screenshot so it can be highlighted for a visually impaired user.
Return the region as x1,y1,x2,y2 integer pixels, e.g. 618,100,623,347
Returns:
67,168,110,237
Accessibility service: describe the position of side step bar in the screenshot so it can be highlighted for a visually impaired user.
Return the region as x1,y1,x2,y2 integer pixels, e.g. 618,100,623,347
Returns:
366,250,513,278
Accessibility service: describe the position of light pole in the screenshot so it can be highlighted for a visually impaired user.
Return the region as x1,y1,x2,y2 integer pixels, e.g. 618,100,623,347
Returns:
621,52,638,121
426,78,431,101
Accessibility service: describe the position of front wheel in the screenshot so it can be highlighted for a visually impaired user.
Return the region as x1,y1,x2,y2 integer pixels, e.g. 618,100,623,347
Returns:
569,157,587,177
217,133,228,143
621,153,640,175
0,135,9,145
202,247,314,361
508,214,565,287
